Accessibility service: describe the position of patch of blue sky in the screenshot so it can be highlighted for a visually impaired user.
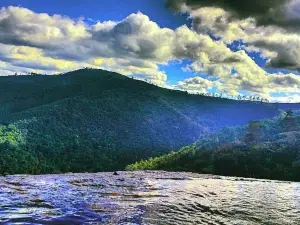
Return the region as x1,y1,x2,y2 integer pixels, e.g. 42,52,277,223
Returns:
270,92,299,97
0,0,190,30
160,59,197,85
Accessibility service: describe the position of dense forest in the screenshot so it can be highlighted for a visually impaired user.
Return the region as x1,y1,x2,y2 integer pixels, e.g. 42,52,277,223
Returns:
127,112,300,181
0,69,299,175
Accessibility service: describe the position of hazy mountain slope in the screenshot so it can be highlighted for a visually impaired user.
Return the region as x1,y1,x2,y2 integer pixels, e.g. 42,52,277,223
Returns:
0,69,299,174
127,114,300,181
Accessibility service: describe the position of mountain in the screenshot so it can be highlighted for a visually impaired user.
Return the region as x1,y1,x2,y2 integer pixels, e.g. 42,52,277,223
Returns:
0,69,299,175
127,113,300,181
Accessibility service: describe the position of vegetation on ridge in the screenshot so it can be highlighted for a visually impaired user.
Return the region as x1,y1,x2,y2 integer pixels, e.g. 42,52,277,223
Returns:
127,111,300,181
0,69,299,175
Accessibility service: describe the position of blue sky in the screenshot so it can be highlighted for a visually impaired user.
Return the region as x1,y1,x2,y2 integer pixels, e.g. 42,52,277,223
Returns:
0,0,189,29
0,0,299,102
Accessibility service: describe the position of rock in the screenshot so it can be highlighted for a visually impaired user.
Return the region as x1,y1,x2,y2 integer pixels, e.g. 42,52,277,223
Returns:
113,172,119,176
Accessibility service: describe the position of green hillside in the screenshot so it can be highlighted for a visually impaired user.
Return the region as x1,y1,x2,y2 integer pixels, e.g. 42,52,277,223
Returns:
0,69,299,175
127,112,300,181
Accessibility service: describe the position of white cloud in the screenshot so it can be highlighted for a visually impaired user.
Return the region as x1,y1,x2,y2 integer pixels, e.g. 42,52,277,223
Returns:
181,5,300,71
177,76,218,93
0,6,241,86
0,6,299,102
183,50,300,97
0,6,89,47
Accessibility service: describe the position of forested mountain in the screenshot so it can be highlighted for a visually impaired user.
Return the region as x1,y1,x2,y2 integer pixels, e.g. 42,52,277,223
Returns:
0,69,299,174
127,113,300,181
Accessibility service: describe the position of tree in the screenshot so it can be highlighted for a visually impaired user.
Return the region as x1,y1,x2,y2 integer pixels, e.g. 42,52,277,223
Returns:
281,110,297,132
285,109,293,117
244,120,262,144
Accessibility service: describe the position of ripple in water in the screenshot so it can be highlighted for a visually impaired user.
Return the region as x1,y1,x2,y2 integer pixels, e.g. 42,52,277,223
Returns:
0,171,300,224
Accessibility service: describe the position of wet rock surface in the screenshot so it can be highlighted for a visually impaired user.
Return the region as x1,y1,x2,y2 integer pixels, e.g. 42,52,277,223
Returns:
0,171,300,224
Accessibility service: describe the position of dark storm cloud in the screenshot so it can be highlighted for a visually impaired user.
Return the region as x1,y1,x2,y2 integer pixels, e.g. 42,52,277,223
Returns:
270,74,300,86
165,0,300,28
253,40,300,70
90,17,159,60
0,17,44,47
165,0,288,18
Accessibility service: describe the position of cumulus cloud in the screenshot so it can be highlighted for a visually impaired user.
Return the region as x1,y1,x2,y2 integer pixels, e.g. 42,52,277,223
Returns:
166,0,300,28
0,6,244,84
0,7,171,83
183,50,300,97
166,0,300,72
0,43,91,73
177,76,218,93
0,6,88,48
0,6,299,102
252,36,300,70
163,0,300,102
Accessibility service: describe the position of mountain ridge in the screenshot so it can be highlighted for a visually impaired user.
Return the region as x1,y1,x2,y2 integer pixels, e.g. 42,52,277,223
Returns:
0,69,299,174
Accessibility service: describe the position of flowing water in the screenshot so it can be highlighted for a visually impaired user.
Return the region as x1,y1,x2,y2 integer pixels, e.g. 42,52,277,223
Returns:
0,171,300,225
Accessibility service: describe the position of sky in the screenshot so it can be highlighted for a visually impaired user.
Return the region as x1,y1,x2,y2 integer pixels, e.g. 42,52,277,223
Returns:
0,0,300,102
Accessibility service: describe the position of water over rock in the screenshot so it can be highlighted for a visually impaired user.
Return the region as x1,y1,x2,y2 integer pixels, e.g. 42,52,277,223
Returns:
0,171,299,224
